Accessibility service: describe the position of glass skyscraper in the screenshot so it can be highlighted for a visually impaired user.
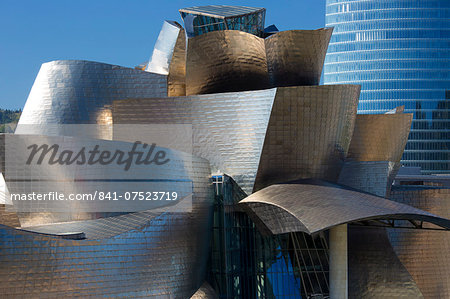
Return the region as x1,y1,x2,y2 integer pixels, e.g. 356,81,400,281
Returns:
324,0,450,174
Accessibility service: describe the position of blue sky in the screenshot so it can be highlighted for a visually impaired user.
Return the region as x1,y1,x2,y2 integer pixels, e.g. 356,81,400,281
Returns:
0,1,325,109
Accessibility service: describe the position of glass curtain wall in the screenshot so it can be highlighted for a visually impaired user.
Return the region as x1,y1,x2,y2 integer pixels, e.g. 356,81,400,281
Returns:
209,175,329,299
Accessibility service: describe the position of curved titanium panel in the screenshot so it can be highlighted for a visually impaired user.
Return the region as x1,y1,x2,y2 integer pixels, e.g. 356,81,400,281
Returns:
347,113,413,163
168,24,187,96
146,21,183,75
186,30,269,95
254,85,360,190
16,60,168,136
0,199,213,297
348,226,423,298
146,21,186,97
338,161,400,197
112,88,277,194
239,181,450,235
387,187,450,298
265,28,333,87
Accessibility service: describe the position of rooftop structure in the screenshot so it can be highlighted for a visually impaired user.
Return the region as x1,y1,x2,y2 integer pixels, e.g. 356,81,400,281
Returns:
179,5,265,37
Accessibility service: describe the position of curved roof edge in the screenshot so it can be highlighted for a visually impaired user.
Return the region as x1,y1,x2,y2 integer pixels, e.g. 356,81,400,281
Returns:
7,194,195,240
239,180,450,235
264,27,333,40
38,59,166,75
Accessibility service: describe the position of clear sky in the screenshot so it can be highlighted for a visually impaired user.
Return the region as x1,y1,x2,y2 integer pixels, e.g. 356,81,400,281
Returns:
0,0,325,109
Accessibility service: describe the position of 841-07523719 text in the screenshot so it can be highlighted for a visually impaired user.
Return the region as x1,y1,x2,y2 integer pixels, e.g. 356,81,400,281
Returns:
9,191,179,201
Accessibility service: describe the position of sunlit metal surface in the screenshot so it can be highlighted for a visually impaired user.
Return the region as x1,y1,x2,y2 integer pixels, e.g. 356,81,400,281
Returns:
348,113,413,163
186,30,269,95
254,85,360,191
146,21,186,97
168,24,187,97
338,161,400,197
337,112,409,198
0,199,213,297
16,60,168,137
348,226,424,298
0,134,213,297
387,186,450,298
239,180,450,235
20,209,160,239
113,88,276,194
191,282,219,299
146,21,183,75
113,85,360,194
265,28,333,87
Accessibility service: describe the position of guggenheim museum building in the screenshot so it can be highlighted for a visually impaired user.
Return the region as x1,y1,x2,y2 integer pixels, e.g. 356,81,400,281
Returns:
0,5,449,299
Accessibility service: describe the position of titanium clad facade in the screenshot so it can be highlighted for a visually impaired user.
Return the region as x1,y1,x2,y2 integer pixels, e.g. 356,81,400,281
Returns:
0,136,214,297
113,85,359,194
338,161,400,197
112,88,277,194
348,227,423,298
324,0,450,174
186,30,269,95
347,114,413,163
167,24,187,97
254,85,360,190
265,28,333,87
0,205,213,298
388,187,450,298
16,60,168,136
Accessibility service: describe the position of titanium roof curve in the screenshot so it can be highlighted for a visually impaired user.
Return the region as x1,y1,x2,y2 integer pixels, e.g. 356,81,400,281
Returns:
239,180,450,235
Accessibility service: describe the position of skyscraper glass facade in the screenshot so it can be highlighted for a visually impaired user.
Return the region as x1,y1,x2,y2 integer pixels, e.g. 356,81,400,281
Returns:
324,0,450,174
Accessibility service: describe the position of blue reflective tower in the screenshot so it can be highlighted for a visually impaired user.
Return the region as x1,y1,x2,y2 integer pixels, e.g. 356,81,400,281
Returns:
324,0,450,174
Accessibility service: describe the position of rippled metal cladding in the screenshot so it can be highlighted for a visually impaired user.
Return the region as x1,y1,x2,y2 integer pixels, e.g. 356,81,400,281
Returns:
265,28,333,87
186,30,269,95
